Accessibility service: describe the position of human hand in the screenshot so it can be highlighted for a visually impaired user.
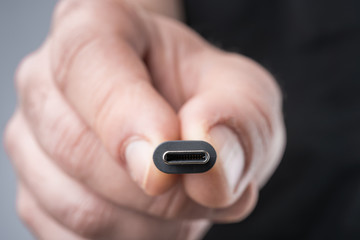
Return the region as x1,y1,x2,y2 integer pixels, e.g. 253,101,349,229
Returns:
4,0,285,239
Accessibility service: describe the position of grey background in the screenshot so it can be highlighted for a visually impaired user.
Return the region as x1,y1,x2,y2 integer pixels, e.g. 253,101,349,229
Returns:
0,1,57,239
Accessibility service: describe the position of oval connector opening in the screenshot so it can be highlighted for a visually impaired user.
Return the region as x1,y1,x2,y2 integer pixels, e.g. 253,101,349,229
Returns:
163,150,210,165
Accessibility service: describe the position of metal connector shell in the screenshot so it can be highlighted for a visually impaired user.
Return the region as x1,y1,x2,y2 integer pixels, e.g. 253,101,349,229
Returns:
153,141,216,174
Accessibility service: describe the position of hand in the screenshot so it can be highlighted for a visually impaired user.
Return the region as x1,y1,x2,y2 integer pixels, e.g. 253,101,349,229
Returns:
4,0,285,239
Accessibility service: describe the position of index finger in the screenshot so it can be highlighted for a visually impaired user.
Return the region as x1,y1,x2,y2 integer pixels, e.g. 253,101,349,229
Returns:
50,0,179,194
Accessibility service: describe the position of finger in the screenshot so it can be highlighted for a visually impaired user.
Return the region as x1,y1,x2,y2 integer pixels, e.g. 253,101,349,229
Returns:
16,184,87,240
5,110,257,224
9,118,209,240
7,113,122,239
16,47,157,206
17,181,209,240
5,110,215,222
15,49,219,220
49,0,179,194
179,53,285,208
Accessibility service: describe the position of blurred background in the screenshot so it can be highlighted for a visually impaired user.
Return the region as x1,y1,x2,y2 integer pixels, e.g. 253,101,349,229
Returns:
0,1,57,239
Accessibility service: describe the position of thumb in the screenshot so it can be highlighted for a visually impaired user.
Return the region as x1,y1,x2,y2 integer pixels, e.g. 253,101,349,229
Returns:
180,93,258,208
179,54,283,208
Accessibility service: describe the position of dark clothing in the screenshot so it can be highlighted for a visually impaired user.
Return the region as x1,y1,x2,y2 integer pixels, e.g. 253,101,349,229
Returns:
184,1,360,239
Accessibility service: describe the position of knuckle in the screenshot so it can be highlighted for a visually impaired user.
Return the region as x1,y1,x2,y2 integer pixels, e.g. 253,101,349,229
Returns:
53,0,83,24
15,66,99,180
3,115,20,157
53,0,107,38
20,73,51,127
59,197,112,237
15,53,38,94
16,194,35,227
15,51,50,125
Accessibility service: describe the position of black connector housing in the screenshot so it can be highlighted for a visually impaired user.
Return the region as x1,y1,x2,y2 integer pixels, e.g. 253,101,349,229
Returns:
153,141,217,174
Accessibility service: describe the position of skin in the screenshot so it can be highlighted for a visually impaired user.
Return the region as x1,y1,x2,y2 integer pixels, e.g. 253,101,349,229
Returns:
4,0,286,239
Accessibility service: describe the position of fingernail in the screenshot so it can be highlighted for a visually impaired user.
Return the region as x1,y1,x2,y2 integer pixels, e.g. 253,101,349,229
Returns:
125,140,152,190
209,125,244,192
